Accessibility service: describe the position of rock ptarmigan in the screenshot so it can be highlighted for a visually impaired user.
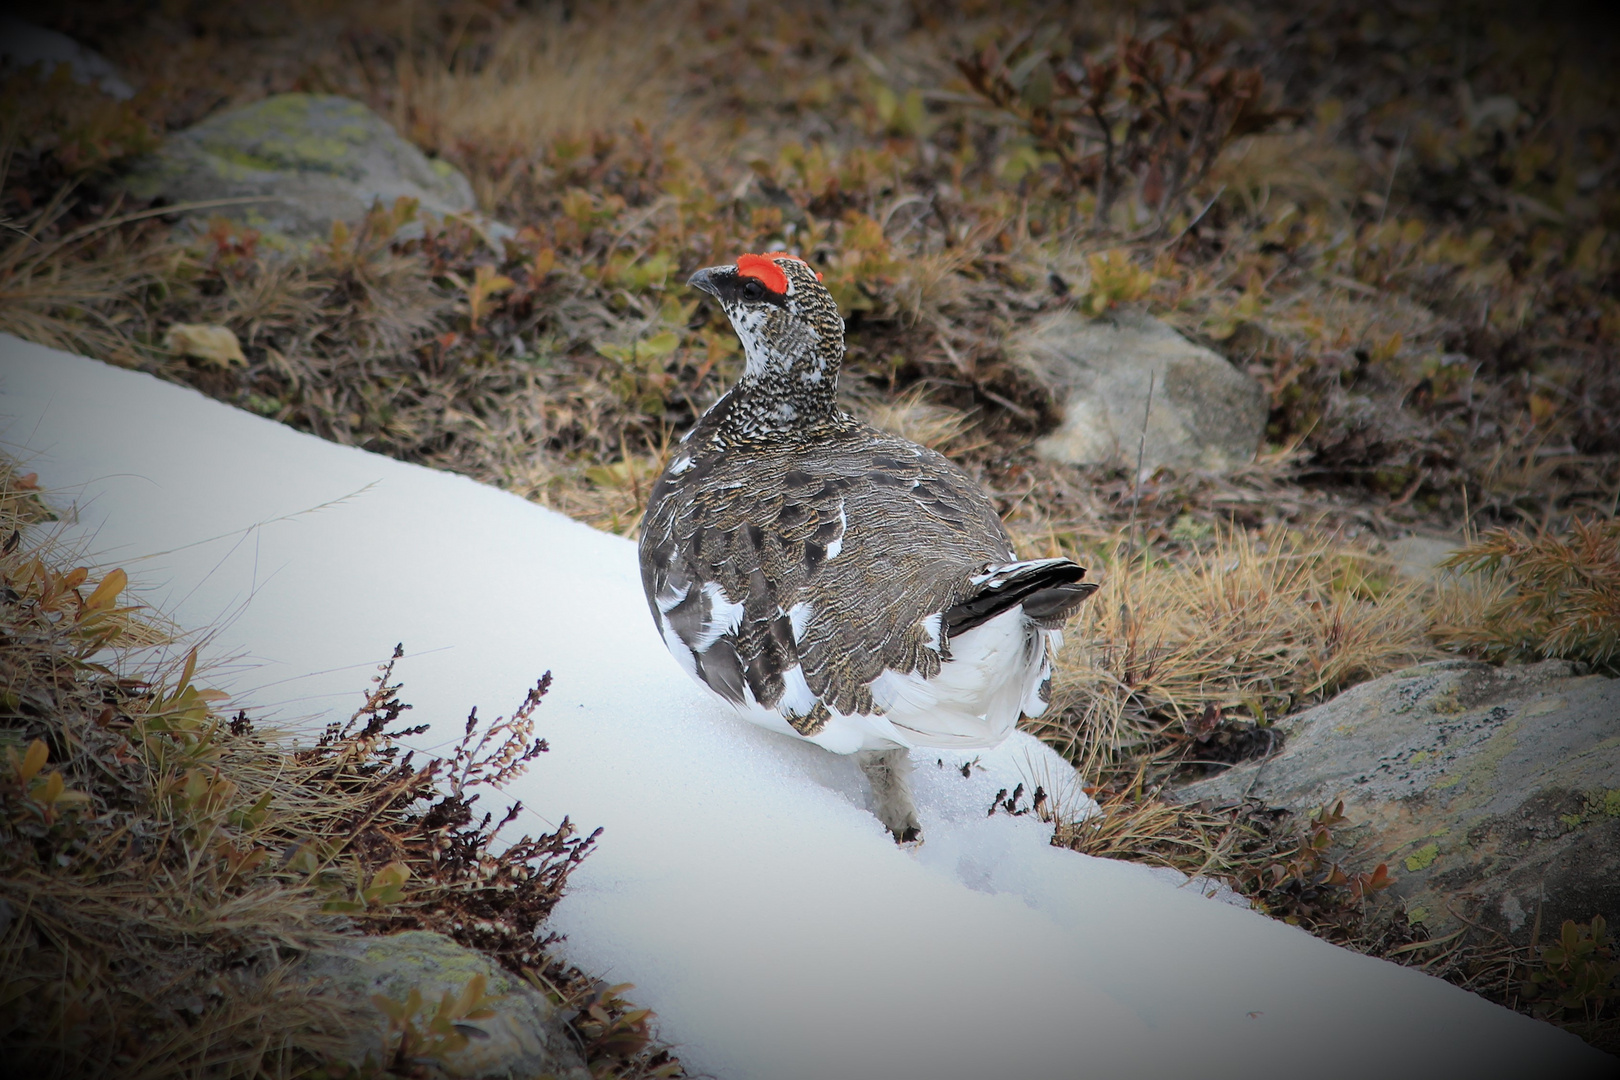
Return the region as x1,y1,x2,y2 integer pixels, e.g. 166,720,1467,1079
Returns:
638,251,1098,840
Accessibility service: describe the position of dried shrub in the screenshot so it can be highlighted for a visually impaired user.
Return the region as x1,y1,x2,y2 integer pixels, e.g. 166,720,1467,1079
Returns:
0,61,158,181
1228,799,1396,930
956,16,1284,222
1433,518,1620,672
296,649,597,970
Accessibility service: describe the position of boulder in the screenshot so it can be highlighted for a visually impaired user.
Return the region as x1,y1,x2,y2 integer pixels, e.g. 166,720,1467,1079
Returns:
299,930,590,1079
1015,308,1267,474
0,17,135,99
1382,533,1463,583
119,93,478,245
1174,660,1620,944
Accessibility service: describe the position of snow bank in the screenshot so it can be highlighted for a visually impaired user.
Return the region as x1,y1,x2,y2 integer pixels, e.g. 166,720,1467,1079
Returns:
1,334,1607,1079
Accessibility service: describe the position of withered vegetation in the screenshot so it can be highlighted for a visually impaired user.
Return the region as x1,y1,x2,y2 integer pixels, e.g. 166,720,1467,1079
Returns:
9,1,1617,532
3,0,1618,1059
1434,517,1620,672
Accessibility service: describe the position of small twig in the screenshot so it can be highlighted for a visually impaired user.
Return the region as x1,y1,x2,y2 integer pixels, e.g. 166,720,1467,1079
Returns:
1388,468,1429,508
973,384,1036,422
1159,185,1226,249
1238,726,1280,801
1386,926,1469,956
1377,128,1407,225
51,196,287,248
1128,370,1157,549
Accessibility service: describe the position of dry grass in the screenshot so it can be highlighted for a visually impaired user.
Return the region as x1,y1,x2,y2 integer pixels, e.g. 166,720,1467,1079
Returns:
856,383,987,455
1433,518,1620,672
0,180,177,365
1029,525,1437,785
1053,777,1245,879
0,465,352,1077
387,2,702,211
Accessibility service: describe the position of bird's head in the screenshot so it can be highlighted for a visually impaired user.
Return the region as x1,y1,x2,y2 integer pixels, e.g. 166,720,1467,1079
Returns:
688,252,844,392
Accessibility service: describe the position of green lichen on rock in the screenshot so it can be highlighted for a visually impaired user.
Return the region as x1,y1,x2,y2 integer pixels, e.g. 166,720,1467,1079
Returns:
198,94,376,178
1176,660,1620,945
117,93,477,244
299,929,591,1080
1404,842,1441,872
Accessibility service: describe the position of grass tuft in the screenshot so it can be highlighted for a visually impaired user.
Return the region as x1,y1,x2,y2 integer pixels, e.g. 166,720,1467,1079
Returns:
1433,518,1620,672
1031,525,1435,787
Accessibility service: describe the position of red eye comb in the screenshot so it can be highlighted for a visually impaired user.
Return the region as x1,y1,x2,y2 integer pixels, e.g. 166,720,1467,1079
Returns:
736,252,823,293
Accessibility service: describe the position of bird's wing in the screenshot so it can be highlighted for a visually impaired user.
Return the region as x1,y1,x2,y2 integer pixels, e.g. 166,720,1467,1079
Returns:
639,425,1018,730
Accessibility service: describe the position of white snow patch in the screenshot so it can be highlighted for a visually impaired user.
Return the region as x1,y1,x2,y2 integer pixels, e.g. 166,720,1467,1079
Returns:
0,333,1607,1080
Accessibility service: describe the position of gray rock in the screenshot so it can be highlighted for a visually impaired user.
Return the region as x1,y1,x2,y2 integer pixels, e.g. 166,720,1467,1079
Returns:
0,17,135,99
1174,660,1620,943
1383,534,1463,583
1015,308,1267,473
119,93,478,246
299,930,590,1079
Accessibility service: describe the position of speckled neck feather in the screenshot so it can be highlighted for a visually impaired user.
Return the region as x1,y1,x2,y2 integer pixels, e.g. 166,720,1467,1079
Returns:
719,257,849,443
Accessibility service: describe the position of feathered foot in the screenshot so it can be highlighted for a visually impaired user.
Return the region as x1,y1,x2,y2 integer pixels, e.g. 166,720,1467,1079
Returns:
857,747,921,843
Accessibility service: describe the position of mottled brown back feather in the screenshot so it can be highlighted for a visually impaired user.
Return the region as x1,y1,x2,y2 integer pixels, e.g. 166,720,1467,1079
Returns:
641,404,1018,719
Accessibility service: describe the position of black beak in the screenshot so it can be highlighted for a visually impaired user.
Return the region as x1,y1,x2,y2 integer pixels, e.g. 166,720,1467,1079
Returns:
687,266,724,297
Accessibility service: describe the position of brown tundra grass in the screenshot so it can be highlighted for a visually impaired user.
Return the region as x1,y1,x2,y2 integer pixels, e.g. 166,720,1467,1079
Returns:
1027,524,1438,786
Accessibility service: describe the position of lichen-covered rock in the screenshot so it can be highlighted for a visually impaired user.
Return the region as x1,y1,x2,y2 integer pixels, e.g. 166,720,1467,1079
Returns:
299,930,590,1080
0,17,135,98
1014,308,1267,473
119,93,476,245
1381,533,1464,583
1174,660,1620,944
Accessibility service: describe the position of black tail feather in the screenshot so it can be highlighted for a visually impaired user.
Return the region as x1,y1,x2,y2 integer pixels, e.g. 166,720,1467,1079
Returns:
944,561,1098,636
1020,581,1100,625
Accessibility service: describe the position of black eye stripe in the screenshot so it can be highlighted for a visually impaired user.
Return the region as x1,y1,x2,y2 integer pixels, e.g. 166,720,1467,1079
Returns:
707,270,788,308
